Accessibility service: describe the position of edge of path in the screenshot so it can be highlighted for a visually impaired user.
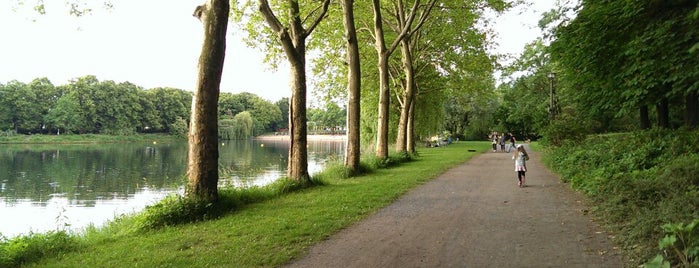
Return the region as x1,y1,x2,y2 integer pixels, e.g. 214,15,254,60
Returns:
284,143,625,268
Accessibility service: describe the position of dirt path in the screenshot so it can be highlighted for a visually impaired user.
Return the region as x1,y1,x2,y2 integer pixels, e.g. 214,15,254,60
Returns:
285,144,623,268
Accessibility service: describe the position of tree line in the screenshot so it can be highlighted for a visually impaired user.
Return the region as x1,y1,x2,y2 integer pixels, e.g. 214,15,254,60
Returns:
493,1,698,145
0,75,339,139
13,0,514,201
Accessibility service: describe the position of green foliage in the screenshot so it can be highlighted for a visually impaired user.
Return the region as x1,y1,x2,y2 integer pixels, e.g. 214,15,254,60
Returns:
218,92,282,135
539,114,592,146
169,117,188,138
0,76,284,137
362,151,414,170
551,1,699,129
0,231,80,268
308,102,346,134
544,129,699,265
645,219,699,268
132,194,228,230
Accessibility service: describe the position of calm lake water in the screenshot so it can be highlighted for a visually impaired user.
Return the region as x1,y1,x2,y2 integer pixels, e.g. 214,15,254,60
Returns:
0,139,345,238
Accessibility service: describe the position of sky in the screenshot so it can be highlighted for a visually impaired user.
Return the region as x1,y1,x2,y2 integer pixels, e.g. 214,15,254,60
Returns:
0,0,556,103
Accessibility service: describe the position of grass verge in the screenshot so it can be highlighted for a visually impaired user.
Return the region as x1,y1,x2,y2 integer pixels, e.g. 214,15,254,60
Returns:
0,134,181,144
2,141,489,267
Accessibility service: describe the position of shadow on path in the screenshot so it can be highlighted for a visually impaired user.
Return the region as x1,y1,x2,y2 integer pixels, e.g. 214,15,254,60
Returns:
285,144,623,268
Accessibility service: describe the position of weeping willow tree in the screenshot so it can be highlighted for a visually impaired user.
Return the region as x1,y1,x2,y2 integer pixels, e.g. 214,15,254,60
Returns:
219,111,253,140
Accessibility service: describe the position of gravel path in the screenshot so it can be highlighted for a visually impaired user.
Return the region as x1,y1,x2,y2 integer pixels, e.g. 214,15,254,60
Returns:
285,144,623,268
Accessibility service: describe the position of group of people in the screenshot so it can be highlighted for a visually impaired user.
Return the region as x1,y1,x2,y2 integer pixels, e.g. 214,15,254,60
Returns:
489,131,516,153
489,131,530,188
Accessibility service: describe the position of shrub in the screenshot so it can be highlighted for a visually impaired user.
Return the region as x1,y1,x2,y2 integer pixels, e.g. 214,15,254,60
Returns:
0,231,80,267
644,219,699,268
543,128,699,265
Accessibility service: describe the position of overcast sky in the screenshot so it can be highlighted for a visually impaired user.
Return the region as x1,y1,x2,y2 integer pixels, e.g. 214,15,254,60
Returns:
0,0,555,102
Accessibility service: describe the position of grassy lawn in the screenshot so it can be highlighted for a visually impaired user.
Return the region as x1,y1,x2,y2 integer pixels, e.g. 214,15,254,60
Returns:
22,141,490,267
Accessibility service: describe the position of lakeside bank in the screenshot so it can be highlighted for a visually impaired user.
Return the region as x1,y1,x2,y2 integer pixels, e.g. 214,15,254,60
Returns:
254,134,347,141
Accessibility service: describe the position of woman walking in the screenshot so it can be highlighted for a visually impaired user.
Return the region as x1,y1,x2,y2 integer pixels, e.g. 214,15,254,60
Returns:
512,144,529,187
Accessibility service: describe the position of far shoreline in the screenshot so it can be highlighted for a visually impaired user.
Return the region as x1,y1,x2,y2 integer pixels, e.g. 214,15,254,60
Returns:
254,134,347,141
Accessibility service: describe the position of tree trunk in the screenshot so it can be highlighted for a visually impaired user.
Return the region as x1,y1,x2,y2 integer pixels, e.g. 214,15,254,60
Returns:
288,60,309,181
342,0,361,172
685,92,698,128
186,0,229,202
406,98,416,153
373,0,390,159
640,105,651,130
657,97,670,128
395,37,416,153
258,0,329,182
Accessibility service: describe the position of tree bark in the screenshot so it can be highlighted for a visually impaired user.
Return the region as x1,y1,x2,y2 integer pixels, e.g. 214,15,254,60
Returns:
396,37,416,153
656,97,670,128
685,92,698,128
372,0,390,159
186,0,229,202
406,98,416,153
258,0,330,181
342,0,361,172
288,60,309,180
640,105,651,130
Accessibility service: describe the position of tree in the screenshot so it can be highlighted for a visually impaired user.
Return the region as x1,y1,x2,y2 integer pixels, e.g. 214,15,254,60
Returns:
273,97,289,131
390,0,438,154
341,0,362,172
244,0,331,182
0,81,41,133
45,94,81,134
551,0,699,130
186,0,229,202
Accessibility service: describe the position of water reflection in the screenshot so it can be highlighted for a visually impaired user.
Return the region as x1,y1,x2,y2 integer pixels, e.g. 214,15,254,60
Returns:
0,139,344,238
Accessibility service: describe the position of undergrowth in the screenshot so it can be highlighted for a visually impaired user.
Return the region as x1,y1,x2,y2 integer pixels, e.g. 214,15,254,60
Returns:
542,128,699,266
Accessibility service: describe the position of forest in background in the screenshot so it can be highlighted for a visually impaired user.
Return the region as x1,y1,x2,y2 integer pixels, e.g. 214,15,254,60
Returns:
0,75,347,140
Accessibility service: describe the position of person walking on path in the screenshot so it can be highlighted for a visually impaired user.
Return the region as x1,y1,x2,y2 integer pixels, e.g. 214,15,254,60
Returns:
490,132,498,152
513,144,529,187
499,134,506,152
285,143,622,268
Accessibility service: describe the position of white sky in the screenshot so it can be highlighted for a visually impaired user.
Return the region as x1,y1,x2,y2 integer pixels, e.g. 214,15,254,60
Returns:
0,0,555,103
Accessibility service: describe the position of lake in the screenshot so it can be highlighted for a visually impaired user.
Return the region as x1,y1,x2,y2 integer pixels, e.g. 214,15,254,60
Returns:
0,139,345,238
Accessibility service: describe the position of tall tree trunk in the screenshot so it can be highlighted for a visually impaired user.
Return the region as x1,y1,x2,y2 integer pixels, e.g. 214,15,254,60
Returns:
258,0,329,182
406,98,416,153
395,38,416,154
685,92,698,128
640,105,651,130
342,0,361,172
657,97,670,128
186,0,229,202
372,0,390,159
288,60,309,180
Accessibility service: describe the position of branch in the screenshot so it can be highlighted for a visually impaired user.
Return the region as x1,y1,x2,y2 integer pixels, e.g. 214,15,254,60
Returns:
386,0,421,55
303,0,331,38
258,0,284,33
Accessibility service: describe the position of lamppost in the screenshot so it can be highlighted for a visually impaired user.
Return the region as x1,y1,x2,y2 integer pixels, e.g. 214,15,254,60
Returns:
547,72,556,119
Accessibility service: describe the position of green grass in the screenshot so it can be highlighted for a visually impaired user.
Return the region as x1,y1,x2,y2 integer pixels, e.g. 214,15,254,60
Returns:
2,141,490,267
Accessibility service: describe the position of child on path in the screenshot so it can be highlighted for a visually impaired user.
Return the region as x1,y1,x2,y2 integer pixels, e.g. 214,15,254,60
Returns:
512,144,529,187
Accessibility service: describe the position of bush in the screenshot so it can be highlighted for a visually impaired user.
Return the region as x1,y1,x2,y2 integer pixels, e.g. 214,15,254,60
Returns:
132,177,326,230
0,231,80,267
543,128,699,265
540,114,593,146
